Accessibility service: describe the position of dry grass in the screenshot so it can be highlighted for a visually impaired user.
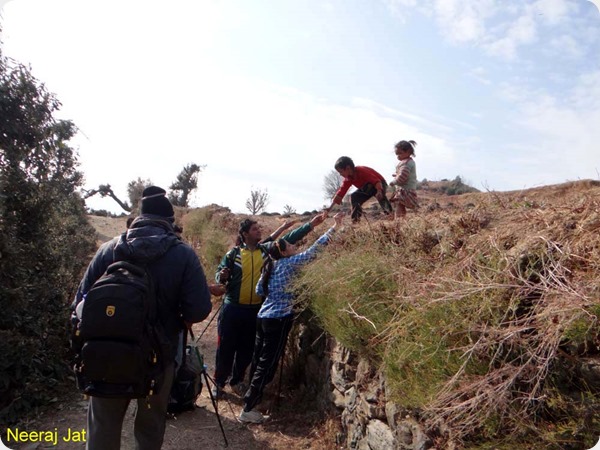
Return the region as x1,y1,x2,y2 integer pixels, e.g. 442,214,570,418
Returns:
295,180,600,448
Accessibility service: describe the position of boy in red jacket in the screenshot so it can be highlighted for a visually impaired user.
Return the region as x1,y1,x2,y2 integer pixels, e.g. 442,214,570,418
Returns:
325,156,392,222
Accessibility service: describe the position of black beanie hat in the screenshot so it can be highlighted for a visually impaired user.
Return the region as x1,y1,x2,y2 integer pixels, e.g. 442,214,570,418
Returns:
140,186,174,219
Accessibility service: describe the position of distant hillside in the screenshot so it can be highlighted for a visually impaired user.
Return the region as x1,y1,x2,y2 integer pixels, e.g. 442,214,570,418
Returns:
417,175,480,195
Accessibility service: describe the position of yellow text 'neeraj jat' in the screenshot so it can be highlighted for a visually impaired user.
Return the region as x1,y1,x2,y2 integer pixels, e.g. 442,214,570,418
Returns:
4,428,86,446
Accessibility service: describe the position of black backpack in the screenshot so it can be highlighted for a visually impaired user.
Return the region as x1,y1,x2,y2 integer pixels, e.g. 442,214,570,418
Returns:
72,260,168,399
167,331,204,414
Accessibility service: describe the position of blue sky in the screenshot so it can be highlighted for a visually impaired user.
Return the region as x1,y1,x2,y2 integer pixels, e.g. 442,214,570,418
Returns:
1,0,599,214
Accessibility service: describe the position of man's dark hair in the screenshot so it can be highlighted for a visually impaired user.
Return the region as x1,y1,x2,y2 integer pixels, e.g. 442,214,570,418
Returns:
238,219,258,244
334,156,354,171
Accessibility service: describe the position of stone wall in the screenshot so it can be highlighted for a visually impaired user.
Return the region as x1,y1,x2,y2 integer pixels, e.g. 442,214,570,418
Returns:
288,315,432,450
288,314,600,449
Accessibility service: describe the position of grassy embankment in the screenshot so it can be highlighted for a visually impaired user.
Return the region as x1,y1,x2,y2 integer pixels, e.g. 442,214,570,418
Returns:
185,182,600,449
293,181,600,449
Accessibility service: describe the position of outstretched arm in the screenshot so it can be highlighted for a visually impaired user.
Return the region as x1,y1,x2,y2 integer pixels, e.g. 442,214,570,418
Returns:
260,218,299,244
287,212,344,267
277,212,327,245
325,178,351,214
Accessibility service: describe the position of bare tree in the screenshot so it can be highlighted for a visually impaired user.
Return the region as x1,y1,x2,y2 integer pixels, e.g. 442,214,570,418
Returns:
246,188,270,215
83,184,132,212
323,169,343,200
283,204,296,215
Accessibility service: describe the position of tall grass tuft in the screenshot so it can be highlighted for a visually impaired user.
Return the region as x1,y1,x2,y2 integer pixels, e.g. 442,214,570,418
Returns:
183,207,233,275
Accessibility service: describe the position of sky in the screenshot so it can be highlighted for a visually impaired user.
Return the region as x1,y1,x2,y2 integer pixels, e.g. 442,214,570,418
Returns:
1,0,599,214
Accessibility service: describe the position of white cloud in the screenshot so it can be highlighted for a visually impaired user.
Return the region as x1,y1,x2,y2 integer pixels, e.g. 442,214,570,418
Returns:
385,0,589,62
469,66,492,85
533,0,576,25
570,70,600,109
548,34,585,58
351,98,455,134
431,0,498,43
501,70,600,187
484,14,538,59
383,0,418,22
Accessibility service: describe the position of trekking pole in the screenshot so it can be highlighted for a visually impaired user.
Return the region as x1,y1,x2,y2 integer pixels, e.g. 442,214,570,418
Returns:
198,352,229,447
196,302,222,343
188,329,228,442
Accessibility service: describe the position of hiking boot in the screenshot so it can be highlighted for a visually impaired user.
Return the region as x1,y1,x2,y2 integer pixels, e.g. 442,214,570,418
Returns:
211,385,224,400
231,382,247,397
239,409,268,424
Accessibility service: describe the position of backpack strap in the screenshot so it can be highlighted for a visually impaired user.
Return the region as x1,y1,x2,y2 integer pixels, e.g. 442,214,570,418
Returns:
226,246,240,272
180,329,189,367
106,261,145,277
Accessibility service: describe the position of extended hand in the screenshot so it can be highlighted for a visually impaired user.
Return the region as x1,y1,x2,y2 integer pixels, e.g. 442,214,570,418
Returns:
310,211,327,229
209,283,227,296
218,267,230,283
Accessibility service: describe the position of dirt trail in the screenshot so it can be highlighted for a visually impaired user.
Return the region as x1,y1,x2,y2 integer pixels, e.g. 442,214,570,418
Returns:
7,306,325,450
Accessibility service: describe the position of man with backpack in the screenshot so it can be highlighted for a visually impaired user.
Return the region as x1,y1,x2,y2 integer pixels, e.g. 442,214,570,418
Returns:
72,186,213,450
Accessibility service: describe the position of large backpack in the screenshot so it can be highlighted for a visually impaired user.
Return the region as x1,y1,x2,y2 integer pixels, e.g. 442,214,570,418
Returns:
72,260,168,399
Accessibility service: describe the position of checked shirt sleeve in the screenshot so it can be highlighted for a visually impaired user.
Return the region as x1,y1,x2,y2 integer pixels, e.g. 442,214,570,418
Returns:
286,227,335,268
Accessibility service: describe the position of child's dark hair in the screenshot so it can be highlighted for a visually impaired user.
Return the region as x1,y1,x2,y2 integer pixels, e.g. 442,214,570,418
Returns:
395,140,417,156
334,156,355,171
260,239,288,296
237,218,258,245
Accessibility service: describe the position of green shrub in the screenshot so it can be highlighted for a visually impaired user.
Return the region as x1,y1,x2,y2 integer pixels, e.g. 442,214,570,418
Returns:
0,53,97,425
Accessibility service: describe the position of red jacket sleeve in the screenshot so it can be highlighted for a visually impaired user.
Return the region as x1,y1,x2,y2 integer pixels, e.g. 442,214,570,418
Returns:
333,178,353,204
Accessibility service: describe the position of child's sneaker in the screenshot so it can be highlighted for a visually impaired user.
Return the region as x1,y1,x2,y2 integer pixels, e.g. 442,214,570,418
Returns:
239,409,268,424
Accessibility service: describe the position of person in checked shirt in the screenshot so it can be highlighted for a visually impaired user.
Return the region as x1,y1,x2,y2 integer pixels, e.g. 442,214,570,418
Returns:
238,211,345,424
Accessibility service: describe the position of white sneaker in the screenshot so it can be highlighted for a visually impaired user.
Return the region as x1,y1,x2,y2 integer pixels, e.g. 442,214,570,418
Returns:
211,385,224,400
239,409,268,424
